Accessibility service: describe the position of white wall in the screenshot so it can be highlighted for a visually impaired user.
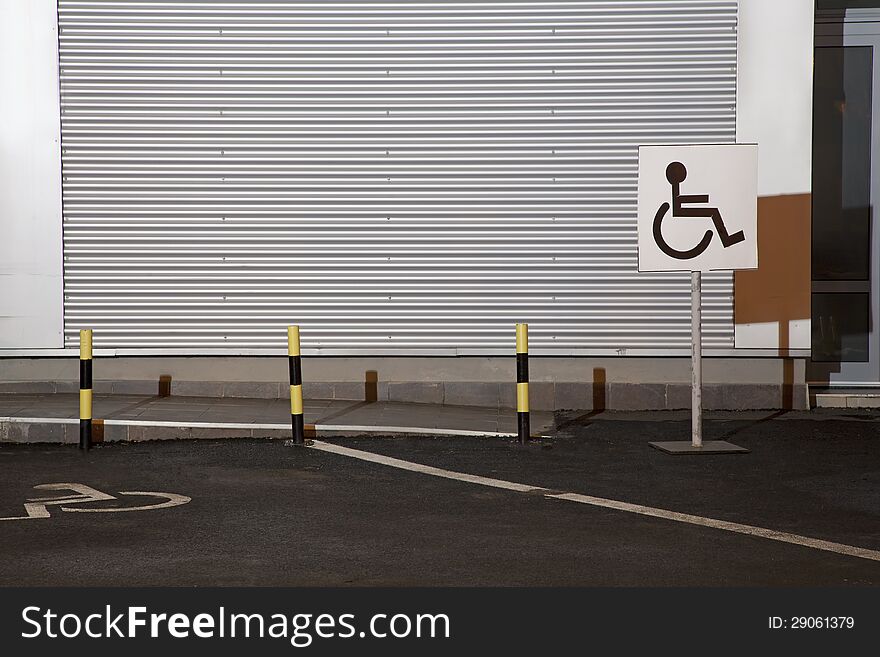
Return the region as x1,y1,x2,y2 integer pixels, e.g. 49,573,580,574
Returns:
0,0,63,348
735,0,814,350
737,0,815,198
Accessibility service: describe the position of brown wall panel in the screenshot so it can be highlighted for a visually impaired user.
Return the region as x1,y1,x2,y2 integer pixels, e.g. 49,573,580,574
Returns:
735,193,812,353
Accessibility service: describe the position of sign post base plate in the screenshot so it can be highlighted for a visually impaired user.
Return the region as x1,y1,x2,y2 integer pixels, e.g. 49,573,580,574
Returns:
648,440,749,455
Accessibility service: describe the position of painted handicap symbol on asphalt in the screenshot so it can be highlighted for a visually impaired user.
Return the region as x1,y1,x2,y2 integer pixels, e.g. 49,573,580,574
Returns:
0,483,191,521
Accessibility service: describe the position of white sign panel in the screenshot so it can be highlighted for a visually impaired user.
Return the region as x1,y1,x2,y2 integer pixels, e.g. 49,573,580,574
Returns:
637,144,758,272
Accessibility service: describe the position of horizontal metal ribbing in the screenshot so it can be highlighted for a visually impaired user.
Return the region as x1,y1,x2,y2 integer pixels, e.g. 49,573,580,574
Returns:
59,1,737,353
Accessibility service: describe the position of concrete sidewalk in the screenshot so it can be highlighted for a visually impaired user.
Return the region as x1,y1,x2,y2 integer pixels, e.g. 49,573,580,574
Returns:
0,393,556,443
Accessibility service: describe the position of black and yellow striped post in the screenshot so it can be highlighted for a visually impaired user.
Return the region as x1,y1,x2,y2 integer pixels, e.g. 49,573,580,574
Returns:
288,325,305,444
79,329,93,451
516,323,529,444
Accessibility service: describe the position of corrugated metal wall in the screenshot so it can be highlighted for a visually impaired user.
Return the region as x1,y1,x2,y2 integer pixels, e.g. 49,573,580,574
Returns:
58,0,738,354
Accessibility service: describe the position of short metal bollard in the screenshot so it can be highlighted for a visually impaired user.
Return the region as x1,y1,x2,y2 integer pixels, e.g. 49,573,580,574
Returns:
288,325,304,445
79,329,93,450
516,323,530,444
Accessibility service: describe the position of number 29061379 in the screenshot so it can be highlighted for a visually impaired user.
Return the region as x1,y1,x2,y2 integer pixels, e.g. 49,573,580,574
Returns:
769,617,855,630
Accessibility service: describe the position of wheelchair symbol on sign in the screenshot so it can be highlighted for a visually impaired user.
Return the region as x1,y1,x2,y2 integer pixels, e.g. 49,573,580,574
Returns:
653,161,746,260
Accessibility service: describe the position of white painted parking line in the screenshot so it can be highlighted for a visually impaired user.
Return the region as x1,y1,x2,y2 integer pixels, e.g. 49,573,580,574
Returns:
548,492,880,563
106,419,288,430
310,440,880,564
0,416,76,424
0,416,517,438
315,424,517,438
310,441,542,493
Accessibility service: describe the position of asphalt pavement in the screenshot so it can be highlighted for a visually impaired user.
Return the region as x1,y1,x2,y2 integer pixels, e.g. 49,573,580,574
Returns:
1,410,879,586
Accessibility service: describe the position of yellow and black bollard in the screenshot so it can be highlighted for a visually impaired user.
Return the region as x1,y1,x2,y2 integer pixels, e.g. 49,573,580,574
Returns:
79,329,93,451
288,325,304,444
516,323,529,444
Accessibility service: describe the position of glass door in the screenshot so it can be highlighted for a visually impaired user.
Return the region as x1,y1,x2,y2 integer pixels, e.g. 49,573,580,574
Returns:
811,18,880,384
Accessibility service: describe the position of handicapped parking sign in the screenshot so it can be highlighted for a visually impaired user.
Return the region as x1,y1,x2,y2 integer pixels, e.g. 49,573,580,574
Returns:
637,144,757,272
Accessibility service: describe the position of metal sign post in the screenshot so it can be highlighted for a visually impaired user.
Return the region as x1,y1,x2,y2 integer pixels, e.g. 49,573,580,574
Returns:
691,271,702,449
650,267,745,455
636,144,757,456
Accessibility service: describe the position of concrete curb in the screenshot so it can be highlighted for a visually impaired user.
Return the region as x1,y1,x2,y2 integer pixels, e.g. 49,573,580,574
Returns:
0,417,518,443
0,379,811,411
